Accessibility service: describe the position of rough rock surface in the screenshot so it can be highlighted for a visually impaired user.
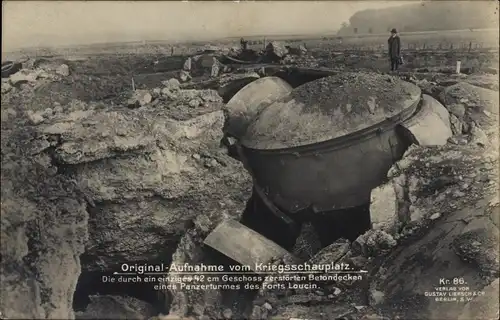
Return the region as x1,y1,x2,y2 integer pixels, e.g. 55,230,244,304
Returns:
1,92,89,318
440,82,499,141
368,143,499,320
365,83,499,319
34,104,251,271
75,295,156,319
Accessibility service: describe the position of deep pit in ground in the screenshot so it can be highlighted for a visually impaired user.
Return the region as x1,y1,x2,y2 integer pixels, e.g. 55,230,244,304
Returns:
240,190,372,251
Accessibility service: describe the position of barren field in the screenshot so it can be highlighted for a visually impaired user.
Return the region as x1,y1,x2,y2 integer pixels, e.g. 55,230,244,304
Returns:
1,36,499,320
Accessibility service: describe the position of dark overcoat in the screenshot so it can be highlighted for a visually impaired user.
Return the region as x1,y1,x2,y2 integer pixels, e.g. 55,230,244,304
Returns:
388,36,401,59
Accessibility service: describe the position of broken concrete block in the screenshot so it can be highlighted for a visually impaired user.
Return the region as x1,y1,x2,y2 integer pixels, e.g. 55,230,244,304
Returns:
211,59,220,78
127,90,152,108
188,99,201,108
161,87,177,100
26,110,45,125
1,108,17,122
449,113,463,135
266,41,288,58
56,64,70,76
250,306,262,320
204,219,300,273
370,183,399,232
440,82,499,135
198,89,222,103
179,70,191,83
152,87,162,97
183,57,192,71
1,81,12,93
447,103,466,118
308,238,350,265
9,72,31,86
262,302,272,311
400,94,452,146
369,290,386,305
469,123,490,147
353,230,397,257
162,78,180,91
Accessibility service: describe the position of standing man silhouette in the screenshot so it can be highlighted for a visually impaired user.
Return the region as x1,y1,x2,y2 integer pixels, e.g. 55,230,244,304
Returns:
388,28,401,72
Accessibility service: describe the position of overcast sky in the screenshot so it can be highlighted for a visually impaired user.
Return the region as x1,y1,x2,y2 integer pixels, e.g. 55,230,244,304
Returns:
2,1,409,51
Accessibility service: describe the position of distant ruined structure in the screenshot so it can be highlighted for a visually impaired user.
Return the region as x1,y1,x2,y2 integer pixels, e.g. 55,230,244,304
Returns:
337,1,499,36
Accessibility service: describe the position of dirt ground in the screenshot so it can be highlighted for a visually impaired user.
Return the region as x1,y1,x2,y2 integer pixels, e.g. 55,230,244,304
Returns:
1,45,498,320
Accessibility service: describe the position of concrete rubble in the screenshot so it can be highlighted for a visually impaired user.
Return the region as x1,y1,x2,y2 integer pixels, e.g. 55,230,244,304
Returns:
246,127,499,319
7,68,55,87
266,41,288,59
0,58,252,319
36,100,248,271
439,82,499,141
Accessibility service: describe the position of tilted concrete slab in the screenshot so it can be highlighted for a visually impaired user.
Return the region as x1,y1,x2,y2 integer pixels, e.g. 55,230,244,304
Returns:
204,219,299,272
401,94,452,146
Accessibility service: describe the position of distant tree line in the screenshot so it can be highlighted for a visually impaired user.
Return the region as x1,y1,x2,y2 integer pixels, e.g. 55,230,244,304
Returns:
337,1,498,35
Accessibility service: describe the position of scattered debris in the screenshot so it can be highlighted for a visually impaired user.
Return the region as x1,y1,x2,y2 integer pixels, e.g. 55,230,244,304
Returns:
1,41,498,320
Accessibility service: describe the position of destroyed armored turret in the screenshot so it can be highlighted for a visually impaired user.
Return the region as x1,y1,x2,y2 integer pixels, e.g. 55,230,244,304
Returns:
223,72,451,213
